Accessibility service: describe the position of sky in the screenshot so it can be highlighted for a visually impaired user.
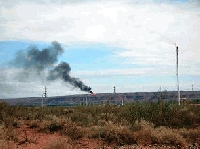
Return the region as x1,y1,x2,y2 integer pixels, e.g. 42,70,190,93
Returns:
0,0,200,98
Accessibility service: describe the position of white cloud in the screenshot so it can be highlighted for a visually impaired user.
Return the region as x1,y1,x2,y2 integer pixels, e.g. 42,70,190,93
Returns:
73,67,154,77
1,1,199,64
1,2,199,43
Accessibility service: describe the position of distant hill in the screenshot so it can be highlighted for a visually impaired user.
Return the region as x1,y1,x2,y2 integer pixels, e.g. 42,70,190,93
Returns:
2,91,200,106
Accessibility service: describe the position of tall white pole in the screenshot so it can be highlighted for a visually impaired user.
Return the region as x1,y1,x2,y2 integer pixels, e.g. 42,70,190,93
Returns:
176,46,181,105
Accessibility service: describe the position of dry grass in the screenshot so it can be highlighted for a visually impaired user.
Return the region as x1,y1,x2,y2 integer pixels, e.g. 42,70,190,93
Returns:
44,138,74,149
0,140,20,149
37,120,63,133
62,122,85,140
133,120,187,147
87,121,135,146
0,126,18,142
179,127,200,144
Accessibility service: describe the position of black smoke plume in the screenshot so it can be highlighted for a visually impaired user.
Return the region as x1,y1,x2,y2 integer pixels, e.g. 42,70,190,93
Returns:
47,62,91,92
12,41,92,93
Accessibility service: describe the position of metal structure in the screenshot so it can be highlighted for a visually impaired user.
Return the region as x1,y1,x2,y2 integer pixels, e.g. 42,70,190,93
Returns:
44,86,47,98
176,45,181,105
42,86,47,107
42,94,44,107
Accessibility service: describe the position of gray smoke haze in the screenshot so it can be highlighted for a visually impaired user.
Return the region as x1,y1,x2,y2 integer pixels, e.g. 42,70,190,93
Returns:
13,41,63,73
12,41,92,93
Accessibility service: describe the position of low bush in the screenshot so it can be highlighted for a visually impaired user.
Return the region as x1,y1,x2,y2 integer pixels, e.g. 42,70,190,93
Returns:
179,128,200,144
38,120,64,133
133,120,187,147
128,102,200,128
28,120,40,128
0,126,18,142
44,138,73,149
62,122,85,140
87,121,135,146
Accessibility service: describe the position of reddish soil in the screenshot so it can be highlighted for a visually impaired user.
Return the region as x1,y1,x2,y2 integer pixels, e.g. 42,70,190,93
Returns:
11,126,68,149
5,125,103,149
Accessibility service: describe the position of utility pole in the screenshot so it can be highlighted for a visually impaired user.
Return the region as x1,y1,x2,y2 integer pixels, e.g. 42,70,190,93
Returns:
44,86,47,98
113,86,116,94
121,95,124,106
42,86,47,107
42,94,44,108
113,86,116,105
86,96,88,106
158,86,162,102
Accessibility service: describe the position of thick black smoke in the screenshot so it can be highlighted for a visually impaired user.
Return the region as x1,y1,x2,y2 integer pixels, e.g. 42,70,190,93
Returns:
48,62,91,92
13,41,92,93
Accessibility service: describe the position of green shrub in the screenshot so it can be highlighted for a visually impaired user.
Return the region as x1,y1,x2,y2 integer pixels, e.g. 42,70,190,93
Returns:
127,102,200,128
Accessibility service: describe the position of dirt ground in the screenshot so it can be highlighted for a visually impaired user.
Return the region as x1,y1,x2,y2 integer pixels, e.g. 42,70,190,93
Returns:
3,124,105,149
